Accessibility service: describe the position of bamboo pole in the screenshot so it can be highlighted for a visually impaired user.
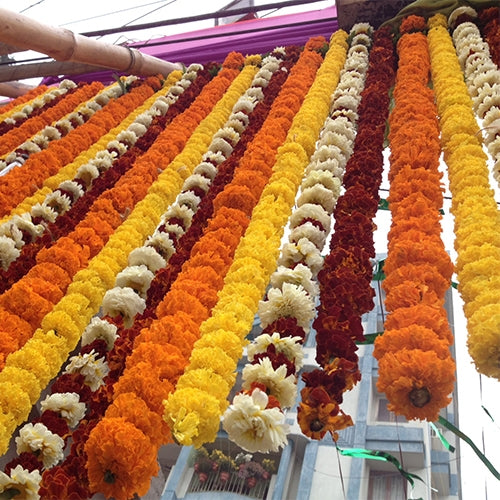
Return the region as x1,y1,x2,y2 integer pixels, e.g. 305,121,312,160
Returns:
0,7,183,78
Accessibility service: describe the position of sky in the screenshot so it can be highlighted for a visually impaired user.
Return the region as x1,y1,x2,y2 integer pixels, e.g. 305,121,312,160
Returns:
1,1,500,498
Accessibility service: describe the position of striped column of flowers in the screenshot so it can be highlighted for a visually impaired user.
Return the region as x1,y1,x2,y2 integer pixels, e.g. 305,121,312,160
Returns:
162,32,348,453
0,81,104,160
372,16,456,421
297,25,395,441
0,84,50,117
33,54,287,499
221,25,371,453
81,55,262,500
0,69,188,276
428,13,500,380
0,51,246,455
450,13,500,183
0,81,76,142
0,77,157,219
478,6,500,66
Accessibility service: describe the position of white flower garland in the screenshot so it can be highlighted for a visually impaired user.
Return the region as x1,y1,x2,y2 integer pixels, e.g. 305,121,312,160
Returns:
451,12,500,182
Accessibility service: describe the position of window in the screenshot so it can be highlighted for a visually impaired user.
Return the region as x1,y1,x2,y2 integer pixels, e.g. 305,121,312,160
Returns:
377,397,407,424
368,470,407,499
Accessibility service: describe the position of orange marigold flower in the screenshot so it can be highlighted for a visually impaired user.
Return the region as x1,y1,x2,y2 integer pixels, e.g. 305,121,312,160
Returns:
399,15,426,34
376,349,455,421
85,417,159,500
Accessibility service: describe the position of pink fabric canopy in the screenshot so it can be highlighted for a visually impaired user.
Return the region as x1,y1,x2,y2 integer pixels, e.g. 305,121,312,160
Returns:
42,5,338,85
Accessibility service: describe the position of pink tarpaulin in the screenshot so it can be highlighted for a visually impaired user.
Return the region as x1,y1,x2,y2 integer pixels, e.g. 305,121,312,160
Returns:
42,5,338,85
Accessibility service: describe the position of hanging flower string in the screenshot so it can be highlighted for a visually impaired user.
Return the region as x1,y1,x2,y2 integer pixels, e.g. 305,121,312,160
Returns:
0,84,51,118
0,81,77,142
0,68,198,281
36,52,286,500
162,33,348,455
450,11,500,183
221,25,371,454
373,16,456,422
0,82,104,160
0,52,246,457
428,13,500,380
296,25,396,442
0,77,159,219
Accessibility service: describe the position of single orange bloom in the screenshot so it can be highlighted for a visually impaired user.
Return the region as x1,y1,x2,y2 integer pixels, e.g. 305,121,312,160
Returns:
399,15,427,34
85,417,159,500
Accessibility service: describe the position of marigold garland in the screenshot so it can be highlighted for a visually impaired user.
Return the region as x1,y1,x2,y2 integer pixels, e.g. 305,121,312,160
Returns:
428,13,500,379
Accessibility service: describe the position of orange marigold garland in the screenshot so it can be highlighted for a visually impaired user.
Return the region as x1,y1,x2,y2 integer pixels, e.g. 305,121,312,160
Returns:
373,18,455,421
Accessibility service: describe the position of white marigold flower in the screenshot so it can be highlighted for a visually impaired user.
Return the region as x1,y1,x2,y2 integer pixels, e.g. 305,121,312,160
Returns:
11,213,44,240
233,95,257,114
448,6,477,29
82,316,119,350
301,169,341,195
290,222,327,250
40,392,86,428
116,130,138,147
242,358,297,408
278,238,324,277
232,111,250,128
255,67,273,82
31,203,58,224
258,282,315,332
128,122,148,138
146,232,176,261
245,87,264,101
67,112,84,126
0,465,42,500
151,99,169,115
32,134,50,149
297,184,337,214
0,222,23,248
248,332,304,372
20,141,42,154
290,203,331,235
76,162,100,187
322,116,357,142
134,112,154,128
164,201,195,227
41,126,61,141
183,173,212,195
64,351,109,391
44,190,72,215
106,140,128,156
11,111,28,121
0,236,21,271
204,150,226,165
58,180,84,202
94,92,111,107
115,264,154,299
253,75,270,88
128,246,166,273
78,105,97,120
222,388,288,453
209,136,233,157
15,423,64,469
193,161,218,180
226,117,246,134
101,287,146,328
184,70,199,81
93,150,117,170
270,264,319,298
60,79,77,90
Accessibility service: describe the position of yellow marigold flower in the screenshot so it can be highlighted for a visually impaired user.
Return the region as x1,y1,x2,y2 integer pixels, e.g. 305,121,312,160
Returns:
163,388,221,448
0,381,32,424
188,347,237,387
245,54,262,66
176,369,230,412
0,367,41,405
194,330,247,362
41,310,80,346
428,14,448,29
468,304,500,379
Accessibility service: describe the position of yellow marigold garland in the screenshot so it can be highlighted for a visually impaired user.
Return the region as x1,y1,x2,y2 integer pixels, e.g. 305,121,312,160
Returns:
428,13,500,379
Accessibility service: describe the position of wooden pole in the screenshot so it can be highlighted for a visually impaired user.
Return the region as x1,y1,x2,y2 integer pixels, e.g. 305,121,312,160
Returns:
0,7,183,78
